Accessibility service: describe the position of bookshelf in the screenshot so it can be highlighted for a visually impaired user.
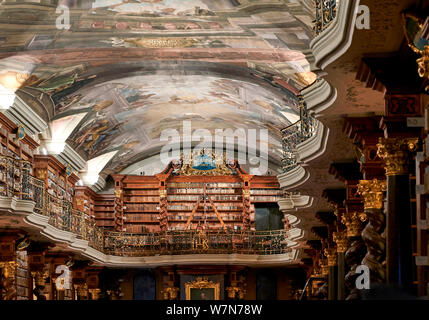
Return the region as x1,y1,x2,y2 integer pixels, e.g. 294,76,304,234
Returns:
109,154,282,234
34,155,79,203
0,114,38,199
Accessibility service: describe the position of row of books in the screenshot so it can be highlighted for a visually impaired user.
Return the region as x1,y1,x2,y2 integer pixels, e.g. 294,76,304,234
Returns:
167,182,242,188
167,188,239,194
167,205,241,211
124,190,159,196
250,189,283,195
166,195,243,201
251,196,282,202
125,204,160,211
125,214,159,222
167,215,242,221
124,196,160,202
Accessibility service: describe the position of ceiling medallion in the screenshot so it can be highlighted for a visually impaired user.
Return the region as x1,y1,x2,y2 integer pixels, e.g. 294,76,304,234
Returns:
174,150,236,176
120,37,198,48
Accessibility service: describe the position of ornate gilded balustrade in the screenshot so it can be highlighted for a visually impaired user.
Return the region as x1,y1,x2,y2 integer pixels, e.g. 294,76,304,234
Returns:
0,160,291,257
104,229,291,256
314,0,338,36
281,99,316,172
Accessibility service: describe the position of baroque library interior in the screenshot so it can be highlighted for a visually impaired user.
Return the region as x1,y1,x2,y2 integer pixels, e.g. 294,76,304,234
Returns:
0,0,428,303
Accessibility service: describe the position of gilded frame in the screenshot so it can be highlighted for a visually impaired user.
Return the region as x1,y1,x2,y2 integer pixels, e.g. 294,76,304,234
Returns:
185,277,220,300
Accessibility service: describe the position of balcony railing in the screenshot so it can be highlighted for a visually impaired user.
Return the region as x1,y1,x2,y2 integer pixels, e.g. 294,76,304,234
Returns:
314,0,338,36
104,229,290,256
0,159,291,257
281,98,316,172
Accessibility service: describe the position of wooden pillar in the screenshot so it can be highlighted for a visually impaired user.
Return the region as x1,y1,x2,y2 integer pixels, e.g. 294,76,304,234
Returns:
325,247,337,300
358,179,387,284
377,137,419,290
333,231,348,300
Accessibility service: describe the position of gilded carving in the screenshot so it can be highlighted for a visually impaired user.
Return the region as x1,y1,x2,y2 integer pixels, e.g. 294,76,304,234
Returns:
357,179,386,210
376,138,419,176
114,189,122,198
185,277,220,300
162,286,180,300
341,211,362,237
324,247,337,267
333,231,348,253
159,189,167,199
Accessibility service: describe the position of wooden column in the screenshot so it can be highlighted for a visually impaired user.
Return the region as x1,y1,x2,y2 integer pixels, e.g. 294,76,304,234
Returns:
324,246,337,300
112,175,125,232
377,137,419,290
357,179,387,284
333,231,348,300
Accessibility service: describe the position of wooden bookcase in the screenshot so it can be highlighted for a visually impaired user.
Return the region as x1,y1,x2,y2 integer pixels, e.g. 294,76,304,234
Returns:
109,162,283,234
74,186,97,218
93,193,115,230
0,114,38,198
33,155,79,203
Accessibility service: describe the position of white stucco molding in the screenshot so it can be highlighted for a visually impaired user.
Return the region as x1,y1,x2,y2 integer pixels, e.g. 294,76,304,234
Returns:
277,121,329,190
310,0,360,70
3,95,48,136
278,195,313,213
90,175,107,193
302,79,337,115
55,143,86,172
0,196,35,214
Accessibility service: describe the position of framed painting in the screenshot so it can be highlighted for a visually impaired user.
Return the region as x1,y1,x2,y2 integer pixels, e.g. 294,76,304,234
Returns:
185,277,220,300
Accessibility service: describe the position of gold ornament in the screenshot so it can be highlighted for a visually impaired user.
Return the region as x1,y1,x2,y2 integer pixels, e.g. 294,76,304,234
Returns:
324,247,337,266
357,179,386,210
185,277,220,300
162,286,179,300
0,261,17,278
376,138,419,176
341,212,362,237
114,189,122,198
333,231,348,253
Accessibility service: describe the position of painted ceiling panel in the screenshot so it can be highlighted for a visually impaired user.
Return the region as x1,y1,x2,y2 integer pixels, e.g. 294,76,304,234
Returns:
60,74,299,175
0,0,318,177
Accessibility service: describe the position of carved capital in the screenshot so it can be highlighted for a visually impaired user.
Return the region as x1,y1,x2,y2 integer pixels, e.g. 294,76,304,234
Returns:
0,261,17,278
357,179,386,210
114,189,122,198
162,286,179,300
320,259,329,276
377,138,419,176
341,211,362,237
159,189,167,199
324,248,337,266
333,231,348,253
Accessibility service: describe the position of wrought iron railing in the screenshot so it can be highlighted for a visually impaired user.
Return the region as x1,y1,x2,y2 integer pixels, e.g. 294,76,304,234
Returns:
314,0,338,36
103,229,290,256
0,160,291,257
281,98,316,172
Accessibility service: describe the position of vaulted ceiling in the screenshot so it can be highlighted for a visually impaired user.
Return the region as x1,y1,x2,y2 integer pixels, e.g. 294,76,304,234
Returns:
0,0,317,178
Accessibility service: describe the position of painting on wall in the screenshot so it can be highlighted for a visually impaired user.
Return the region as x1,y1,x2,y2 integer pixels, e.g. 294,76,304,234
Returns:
185,277,220,300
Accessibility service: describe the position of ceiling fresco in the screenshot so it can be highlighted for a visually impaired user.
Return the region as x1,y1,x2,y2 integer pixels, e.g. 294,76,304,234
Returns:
0,0,318,178
58,73,299,175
